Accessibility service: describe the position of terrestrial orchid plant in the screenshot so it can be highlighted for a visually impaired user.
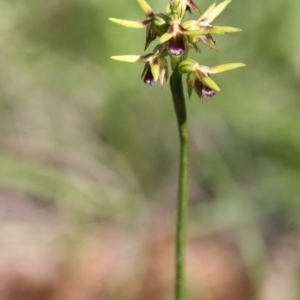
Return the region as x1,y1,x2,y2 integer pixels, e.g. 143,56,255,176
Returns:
110,0,244,299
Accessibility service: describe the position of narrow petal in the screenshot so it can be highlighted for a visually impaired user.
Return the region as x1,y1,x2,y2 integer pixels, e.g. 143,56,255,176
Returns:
158,69,167,87
160,31,175,43
109,18,150,28
208,63,246,74
194,79,204,99
199,74,220,92
199,34,217,50
145,26,157,50
137,0,153,17
186,72,195,98
158,61,168,87
150,58,160,82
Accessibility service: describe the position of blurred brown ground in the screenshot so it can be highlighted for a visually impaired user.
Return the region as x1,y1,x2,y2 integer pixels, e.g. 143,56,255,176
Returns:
1,190,299,300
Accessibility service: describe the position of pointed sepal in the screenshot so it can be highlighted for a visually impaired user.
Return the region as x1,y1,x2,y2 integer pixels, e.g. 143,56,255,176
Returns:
110,55,150,63
137,0,153,17
208,63,246,74
109,18,150,28
199,0,231,24
205,26,242,34
186,0,201,13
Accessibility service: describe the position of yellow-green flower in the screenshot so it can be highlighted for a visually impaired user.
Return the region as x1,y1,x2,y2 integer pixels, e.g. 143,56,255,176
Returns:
182,0,241,52
187,71,215,100
111,50,169,87
110,0,245,97
179,59,245,101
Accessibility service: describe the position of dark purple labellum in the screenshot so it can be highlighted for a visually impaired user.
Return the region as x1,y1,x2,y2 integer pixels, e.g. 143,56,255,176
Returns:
202,85,215,98
143,66,155,86
193,79,215,100
168,35,185,57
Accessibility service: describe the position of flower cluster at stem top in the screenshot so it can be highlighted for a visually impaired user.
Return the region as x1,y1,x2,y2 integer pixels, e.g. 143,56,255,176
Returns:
110,0,245,101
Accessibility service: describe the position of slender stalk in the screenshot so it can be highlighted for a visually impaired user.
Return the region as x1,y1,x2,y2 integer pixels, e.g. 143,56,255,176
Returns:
170,72,189,300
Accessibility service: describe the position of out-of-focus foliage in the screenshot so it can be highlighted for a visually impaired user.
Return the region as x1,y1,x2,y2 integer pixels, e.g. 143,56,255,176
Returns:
1,0,300,298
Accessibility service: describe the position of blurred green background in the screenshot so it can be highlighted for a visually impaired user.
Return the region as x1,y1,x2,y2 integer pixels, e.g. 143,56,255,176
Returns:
1,0,300,299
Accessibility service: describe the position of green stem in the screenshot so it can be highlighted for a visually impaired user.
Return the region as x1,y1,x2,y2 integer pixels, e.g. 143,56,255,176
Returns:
170,72,189,300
